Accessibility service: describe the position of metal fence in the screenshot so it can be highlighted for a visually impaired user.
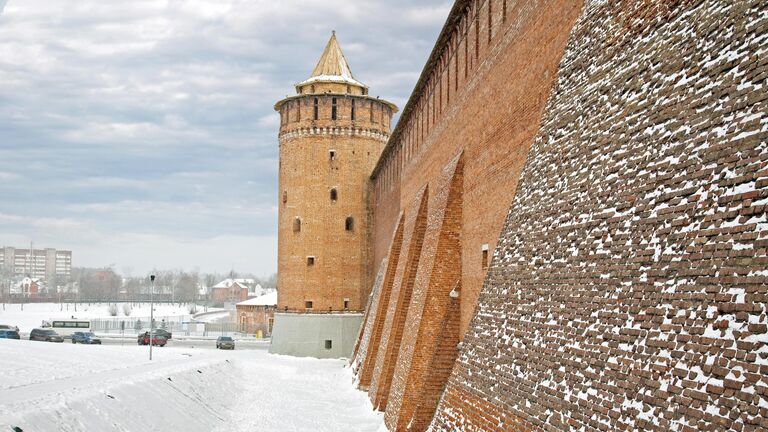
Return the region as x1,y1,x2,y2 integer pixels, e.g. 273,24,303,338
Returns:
92,316,272,338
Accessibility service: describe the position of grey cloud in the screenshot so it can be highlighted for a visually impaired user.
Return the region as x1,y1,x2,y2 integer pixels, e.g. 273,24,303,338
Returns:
0,0,448,274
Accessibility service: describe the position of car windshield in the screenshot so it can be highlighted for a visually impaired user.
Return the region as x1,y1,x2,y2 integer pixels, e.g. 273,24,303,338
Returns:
84,333,96,337
220,337,233,341
42,330,57,335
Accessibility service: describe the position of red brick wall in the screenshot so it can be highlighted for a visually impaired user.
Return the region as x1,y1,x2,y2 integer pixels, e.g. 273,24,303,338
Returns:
355,216,405,388
433,0,768,430
211,287,247,304
369,189,430,410
385,155,465,431
357,0,584,426
370,0,584,340
235,304,276,335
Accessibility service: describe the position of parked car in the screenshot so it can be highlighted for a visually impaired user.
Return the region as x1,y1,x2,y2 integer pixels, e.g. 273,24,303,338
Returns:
216,336,235,350
30,328,64,342
0,324,19,332
72,332,102,345
0,330,20,339
137,332,167,347
140,328,172,340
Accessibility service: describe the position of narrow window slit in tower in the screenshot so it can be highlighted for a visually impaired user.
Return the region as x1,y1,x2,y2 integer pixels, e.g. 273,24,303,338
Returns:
331,97,337,120
488,0,492,43
345,216,354,231
282,191,287,204
351,99,356,121
313,98,318,120
293,218,301,233
503,0,507,22
481,243,489,270
330,188,337,202
306,256,315,266
329,150,336,161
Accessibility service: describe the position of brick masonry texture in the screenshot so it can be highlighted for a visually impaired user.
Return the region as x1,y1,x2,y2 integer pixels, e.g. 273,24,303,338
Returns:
369,0,584,339
353,0,585,428
275,91,395,313
432,0,768,431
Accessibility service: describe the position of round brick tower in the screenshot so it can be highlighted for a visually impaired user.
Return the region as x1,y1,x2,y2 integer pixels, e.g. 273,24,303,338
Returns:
270,32,397,358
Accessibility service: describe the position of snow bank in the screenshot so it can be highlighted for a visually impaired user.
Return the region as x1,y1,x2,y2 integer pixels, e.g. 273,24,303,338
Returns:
0,340,384,431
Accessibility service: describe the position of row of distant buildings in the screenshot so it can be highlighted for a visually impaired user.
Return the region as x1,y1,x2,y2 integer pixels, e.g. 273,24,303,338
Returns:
1,246,73,295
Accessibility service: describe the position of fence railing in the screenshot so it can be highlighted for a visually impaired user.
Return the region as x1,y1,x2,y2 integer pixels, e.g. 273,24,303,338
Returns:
92,317,272,338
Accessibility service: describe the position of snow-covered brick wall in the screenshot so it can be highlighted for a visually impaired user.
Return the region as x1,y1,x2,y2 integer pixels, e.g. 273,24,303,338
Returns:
432,0,768,430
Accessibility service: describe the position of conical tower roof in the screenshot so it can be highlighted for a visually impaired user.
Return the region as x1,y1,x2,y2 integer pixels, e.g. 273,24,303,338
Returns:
296,31,367,92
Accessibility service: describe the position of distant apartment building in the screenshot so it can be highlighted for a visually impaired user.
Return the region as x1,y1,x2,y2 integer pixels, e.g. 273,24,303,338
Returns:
0,246,72,286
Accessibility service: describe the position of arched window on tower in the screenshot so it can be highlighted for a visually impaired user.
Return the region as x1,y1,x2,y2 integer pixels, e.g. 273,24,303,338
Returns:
330,188,337,202
313,98,319,120
293,218,301,233
345,216,354,231
331,97,337,120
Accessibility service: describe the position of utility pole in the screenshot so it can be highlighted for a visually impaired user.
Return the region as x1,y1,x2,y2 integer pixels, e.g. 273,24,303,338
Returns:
149,274,155,361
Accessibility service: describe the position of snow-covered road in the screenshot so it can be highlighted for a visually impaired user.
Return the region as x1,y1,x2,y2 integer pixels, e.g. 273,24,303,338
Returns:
0,340,384,431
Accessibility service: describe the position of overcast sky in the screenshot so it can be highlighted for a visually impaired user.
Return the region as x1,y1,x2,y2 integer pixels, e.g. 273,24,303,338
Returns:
0,0,450,277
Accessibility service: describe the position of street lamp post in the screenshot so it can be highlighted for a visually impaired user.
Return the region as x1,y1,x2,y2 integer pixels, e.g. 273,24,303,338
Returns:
149,274,155,361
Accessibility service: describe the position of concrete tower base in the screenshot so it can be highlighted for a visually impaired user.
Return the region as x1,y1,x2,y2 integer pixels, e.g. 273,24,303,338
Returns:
269,312,363,359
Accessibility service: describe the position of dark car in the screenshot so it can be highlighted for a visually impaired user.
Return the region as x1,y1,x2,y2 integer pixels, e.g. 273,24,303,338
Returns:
72,331,102,344
137,332,167,347
0,330,20,339
141,328,172,340
216,336,235,350
30,328,64,342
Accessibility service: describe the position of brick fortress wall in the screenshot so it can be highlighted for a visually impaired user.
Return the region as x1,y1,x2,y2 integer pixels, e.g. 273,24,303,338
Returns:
350,0,584,430
433,0,768,430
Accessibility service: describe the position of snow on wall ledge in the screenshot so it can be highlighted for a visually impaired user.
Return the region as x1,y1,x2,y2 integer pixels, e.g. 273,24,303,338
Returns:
432,0,768,431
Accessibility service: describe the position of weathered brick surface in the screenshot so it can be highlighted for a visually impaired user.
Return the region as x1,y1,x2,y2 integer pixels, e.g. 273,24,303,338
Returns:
370,0,584,338
433,0,768,430
370,189,430,410
357,0,584,427
385,154,464,431
276,62,396,313
353,215,405,388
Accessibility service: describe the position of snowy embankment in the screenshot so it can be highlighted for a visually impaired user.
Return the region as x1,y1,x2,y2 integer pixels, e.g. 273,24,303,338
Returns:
0,341,384,431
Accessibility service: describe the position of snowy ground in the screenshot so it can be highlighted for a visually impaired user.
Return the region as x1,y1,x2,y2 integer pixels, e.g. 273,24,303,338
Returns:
0,302,210,333
0,339,384,431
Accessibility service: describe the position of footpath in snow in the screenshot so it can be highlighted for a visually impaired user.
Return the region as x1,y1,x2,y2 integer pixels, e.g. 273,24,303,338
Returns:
0,340,384,431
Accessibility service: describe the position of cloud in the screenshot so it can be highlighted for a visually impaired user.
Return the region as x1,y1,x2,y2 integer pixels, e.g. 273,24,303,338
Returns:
0,0,450,275
405,3,454,26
